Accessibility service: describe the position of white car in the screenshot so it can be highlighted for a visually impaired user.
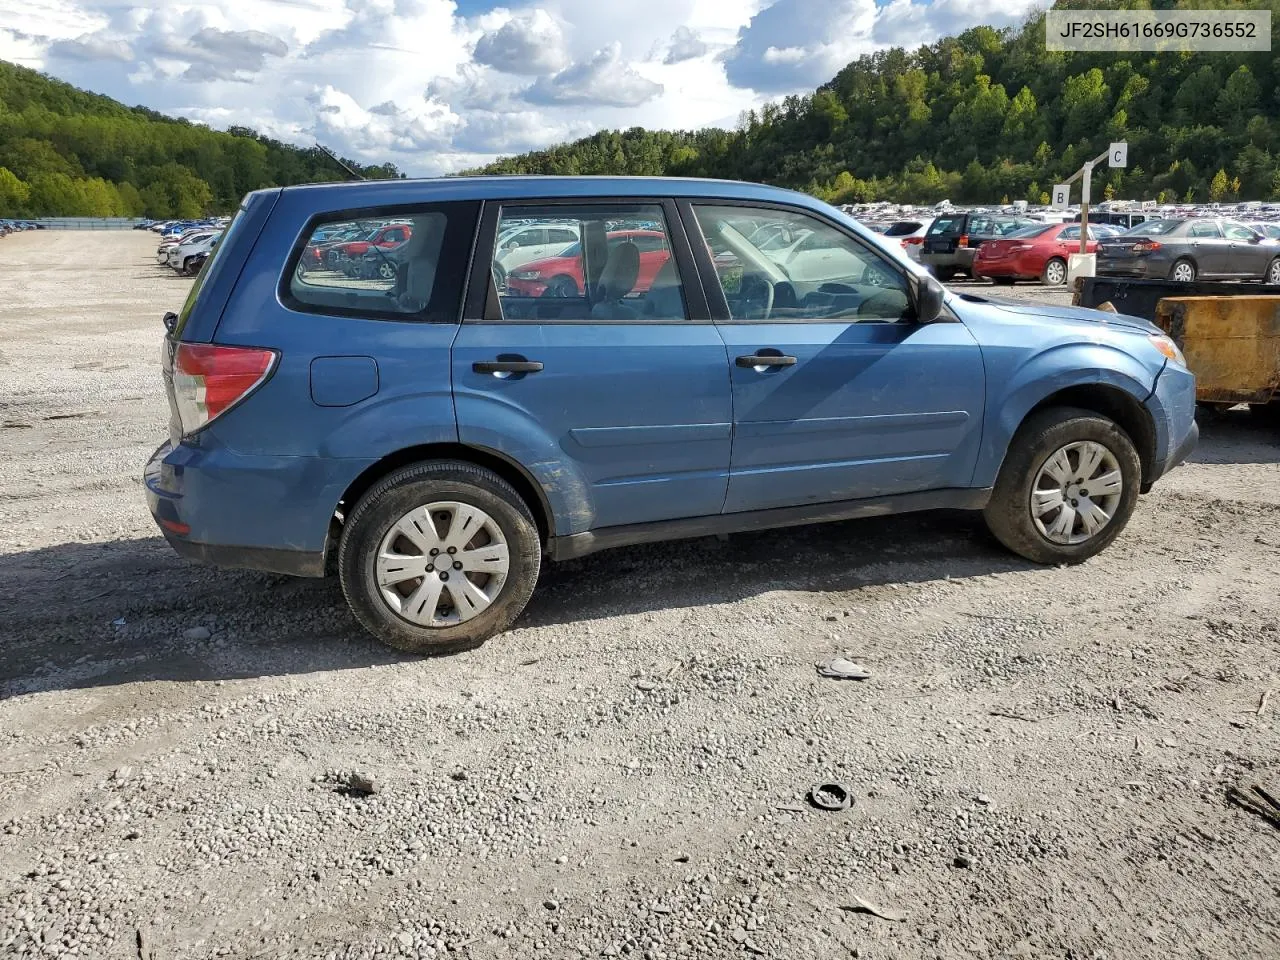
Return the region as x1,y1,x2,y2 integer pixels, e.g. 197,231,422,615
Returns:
494,223,580,274
167,232,220,273
156,229,208,262
879,219,932,262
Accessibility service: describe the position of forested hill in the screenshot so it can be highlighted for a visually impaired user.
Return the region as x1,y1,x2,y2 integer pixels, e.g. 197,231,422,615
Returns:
0,60,400,218
476,3,1280,206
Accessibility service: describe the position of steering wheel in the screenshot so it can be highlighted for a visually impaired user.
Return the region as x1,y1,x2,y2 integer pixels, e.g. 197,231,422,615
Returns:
739,273,774,320
862,263,896,288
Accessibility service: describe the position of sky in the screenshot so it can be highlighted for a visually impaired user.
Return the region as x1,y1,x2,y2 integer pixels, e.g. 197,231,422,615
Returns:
0,0,1043,176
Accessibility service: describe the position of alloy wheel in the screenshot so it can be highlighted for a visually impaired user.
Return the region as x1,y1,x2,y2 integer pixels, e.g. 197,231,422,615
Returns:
1044,260,1066,285
374,502,510,627
1030,441,1124,545
1172,261,1195,282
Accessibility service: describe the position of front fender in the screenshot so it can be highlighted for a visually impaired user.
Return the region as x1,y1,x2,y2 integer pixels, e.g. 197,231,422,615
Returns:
453,389,593,536
973,341,1157,487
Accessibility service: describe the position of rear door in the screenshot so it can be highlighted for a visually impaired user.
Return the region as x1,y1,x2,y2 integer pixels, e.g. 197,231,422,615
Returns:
684,201,986,515
451,198,733,534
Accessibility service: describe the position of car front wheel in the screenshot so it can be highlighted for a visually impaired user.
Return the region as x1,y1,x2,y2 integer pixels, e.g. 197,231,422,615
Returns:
338,461,541,654
984,407,1141,564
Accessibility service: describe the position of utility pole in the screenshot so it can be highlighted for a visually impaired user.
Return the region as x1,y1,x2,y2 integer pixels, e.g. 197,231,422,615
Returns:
1062,142,1127,255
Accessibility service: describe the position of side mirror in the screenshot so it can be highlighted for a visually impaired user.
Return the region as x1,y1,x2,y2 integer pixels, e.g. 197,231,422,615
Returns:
912,273,946,323
1250,235,1263,244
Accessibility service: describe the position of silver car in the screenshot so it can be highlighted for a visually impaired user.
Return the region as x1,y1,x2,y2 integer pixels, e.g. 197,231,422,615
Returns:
1096,218,1280,284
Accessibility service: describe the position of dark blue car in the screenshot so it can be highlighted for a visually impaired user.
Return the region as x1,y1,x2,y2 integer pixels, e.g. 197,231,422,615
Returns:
146,177,1197,653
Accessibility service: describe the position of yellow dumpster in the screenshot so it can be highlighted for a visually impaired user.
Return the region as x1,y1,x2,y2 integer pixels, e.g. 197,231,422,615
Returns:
1153,296,1280,407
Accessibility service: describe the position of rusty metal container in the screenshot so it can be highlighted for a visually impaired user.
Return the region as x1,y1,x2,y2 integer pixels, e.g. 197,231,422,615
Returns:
1153,296,1280,405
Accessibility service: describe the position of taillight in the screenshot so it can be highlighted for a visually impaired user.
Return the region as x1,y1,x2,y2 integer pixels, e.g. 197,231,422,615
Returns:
958,234,969,246
902,236,924,246
172,343,277,435
1132,240,1161,253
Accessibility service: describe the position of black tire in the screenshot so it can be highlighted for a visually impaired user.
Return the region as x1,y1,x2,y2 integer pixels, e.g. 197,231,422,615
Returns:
934,267,957,282
1170,258,1197,282
338,461,541,654
1265,257,1280,287
984,406,1142,565
545,274,579,297
1041,257,1067,286
991,277,1016,286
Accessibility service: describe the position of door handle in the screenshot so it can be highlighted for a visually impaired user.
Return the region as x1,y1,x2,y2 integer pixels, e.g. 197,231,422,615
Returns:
736,354,797,368
473,359,543,374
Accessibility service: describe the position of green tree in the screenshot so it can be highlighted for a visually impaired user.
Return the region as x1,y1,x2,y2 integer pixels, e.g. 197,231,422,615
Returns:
1209,168,1230,202
0,165,30,215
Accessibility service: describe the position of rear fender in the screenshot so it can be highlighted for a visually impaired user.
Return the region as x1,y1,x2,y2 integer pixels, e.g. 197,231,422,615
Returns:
453,390,594,536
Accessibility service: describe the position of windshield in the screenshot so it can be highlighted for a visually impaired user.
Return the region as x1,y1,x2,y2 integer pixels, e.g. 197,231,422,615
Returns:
1006,224,1054,239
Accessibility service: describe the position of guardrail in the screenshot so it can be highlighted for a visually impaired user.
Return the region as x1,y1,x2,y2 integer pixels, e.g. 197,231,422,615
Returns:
25,218,146,230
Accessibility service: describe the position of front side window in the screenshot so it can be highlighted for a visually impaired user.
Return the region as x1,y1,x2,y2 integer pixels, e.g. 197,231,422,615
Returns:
1222,221,1258,240
692,205,911,322
287,202,477,321
492,204,688,322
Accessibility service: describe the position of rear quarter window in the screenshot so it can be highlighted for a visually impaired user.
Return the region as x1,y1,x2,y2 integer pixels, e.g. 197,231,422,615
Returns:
283,201,479,322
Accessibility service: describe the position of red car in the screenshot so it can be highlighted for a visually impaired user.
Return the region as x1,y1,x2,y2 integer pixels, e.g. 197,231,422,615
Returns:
330,223,412,260
506,230,670,297
973,222,1104,285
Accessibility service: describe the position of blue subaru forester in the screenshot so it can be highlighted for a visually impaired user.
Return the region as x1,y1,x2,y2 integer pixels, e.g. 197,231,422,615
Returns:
146,177,1197,653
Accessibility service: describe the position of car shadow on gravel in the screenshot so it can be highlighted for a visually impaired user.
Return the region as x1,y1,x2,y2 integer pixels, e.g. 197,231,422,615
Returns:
1189,409,1280,465
0,509,1026,697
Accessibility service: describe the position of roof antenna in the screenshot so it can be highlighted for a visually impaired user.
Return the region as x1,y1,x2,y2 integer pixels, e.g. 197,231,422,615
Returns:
315,142,366,181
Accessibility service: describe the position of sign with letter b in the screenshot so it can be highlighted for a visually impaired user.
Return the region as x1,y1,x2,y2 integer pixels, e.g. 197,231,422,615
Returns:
1051,184,1071,210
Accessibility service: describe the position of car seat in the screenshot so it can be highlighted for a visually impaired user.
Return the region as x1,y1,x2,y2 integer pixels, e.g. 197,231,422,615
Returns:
590,242,641,320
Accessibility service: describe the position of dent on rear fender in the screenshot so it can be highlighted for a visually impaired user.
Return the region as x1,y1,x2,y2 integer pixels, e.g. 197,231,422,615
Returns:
454,391,595,536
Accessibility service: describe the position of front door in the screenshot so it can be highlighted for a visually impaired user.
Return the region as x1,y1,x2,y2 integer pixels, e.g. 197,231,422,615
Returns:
1186,220,1230,276
684,202,986,515
452,199,733,535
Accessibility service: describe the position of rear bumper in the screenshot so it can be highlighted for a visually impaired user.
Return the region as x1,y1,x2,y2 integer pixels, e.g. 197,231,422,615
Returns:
145,439,373,578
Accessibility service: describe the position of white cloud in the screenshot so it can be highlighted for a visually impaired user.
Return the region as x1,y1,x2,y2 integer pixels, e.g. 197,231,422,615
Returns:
664,26,708,64
527,42,664,107
723,0,1042,93
472,10,568,75
5,0,1041,176
47,33,134,63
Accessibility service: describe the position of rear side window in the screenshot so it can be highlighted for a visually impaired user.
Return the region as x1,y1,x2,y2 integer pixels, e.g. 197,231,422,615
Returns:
285,202,479,322
882,221,923,237
491,203,688,322
928,218,961,236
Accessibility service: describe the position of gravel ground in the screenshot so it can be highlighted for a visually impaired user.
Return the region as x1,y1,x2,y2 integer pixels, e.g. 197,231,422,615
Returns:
2,231,1279,960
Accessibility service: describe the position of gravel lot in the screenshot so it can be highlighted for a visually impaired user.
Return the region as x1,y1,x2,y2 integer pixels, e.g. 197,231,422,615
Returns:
2,231,1279,960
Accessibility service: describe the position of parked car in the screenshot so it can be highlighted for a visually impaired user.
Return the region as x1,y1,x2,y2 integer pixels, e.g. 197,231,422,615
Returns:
165,231,216,268
880,219,931,261
157,229,210,263
329,222,412,274
169,232,221,274
921,213,1036,280
505,229,671,297
146,176,1197,654
494,222,580,273
973,222,1107,285
1096,219,1280,283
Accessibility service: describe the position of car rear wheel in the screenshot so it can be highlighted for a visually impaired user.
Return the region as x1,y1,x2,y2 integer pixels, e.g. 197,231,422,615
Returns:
984,407,1141,565
1265,257,1280,286
1170,258,1197,282
377,261,396,281
338,461,542,654
1041,257,1067,286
